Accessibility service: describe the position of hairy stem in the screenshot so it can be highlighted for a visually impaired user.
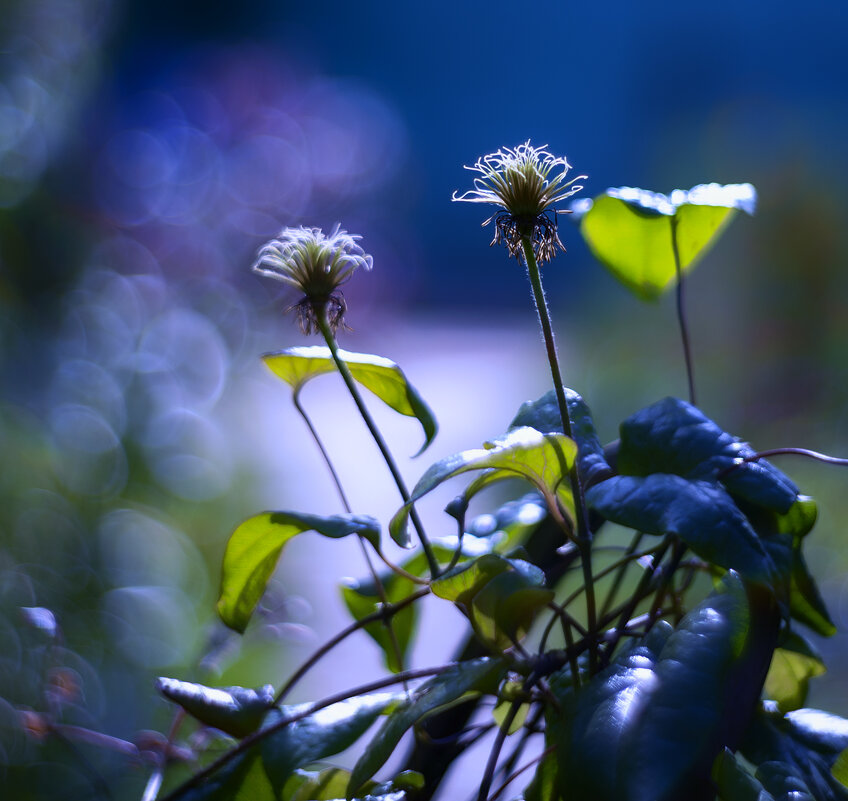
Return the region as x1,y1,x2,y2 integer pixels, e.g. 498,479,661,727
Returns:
520,236,597,669
315,305,439,577
671,216,696,406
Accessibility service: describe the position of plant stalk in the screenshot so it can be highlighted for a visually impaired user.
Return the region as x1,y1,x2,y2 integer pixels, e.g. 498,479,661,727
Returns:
520,236,597,669
670,216,696,406
315,305,439,577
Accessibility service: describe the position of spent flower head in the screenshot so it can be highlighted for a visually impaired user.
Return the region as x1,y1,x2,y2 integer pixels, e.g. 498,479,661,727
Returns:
252,224,372,333
452,141,586,264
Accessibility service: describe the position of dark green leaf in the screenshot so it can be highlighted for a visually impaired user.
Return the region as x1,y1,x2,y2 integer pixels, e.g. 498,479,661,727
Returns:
755,762,815,800
617,397,797,514
390,428,576,547
218,512,381,632
510,388,611,488
263,346,437,456
347,657,506,797
789,551,836,637
524,747,559,801
430,554,512,605
586,474,776,583
284,768,357,801
712,748,773,801
578,183,756,300
261,693,399,793
554,572,778,801
741,703,848,799
465,493,548,551
156,678,274,738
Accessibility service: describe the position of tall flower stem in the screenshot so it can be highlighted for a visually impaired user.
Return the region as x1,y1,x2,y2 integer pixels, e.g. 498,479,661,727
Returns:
670,217,696,406
520,236,597,668
315,305,440,578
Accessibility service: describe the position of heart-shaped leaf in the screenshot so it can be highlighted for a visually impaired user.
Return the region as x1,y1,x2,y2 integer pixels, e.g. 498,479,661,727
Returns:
263,346,437,455
218,512,380,632
576,183,756,300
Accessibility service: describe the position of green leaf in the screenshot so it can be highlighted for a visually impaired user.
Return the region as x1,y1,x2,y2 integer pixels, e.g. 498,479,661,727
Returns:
492,698,529,734
554,572,779,801
586,474,776,583
470,569,553,649
390,427,576,547
740,704,848,799
764,632,826,714
617,397,798,514
755,762,816,800
340,569,419,674
712,748,773,801
284,768,358,801
524,747,560,801
578,183,756,301
510,387,611,488
180,752,275,801
832,747,848,789
218,512,381,632
156,678,274,738
430,554,513,605
347,657,506,797
261,693,399,794
789,550,836,637
263,346,437,456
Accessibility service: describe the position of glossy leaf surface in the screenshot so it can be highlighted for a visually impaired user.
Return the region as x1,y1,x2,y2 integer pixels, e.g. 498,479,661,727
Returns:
263,346,437,455
390,427,575,547
218,512,380,632
552,573,777,801
156,678,274,738
577,183,756,300
587,474,776,582
347,657,505,797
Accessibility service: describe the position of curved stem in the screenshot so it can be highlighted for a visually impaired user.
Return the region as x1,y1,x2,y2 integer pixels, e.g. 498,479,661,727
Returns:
600,530,645,618
274,588,429,705
670,217,696,406
315,306,439,578
520,237,597,669
719,447,848,477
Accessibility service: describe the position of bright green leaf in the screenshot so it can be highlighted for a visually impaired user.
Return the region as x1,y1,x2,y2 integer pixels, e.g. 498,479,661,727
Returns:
471,569,553,649
347,657,506,797
764,633,826,714
510,387,611,488
179,752,275,801
832,747,848,788
430,554,512,605
156,678,274,738
218,512,380,632
261,693,399,794
263,346,437,455
390,428,576,548
578,183,756,300
284,768,357,801
492,699,529,734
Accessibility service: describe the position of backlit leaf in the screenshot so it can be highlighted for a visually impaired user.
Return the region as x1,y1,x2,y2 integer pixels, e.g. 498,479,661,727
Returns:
577,183,756,300
263,346,437,455
390,427,575,547
218,512,380,632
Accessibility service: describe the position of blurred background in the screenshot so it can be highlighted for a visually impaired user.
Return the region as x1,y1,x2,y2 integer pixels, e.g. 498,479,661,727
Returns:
1,1,848,798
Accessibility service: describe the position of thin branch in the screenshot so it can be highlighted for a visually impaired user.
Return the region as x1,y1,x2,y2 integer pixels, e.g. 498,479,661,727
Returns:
477,700,523,801
670,216,696,406
274,588,429,705
488,744,556,801
163,664,452,801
